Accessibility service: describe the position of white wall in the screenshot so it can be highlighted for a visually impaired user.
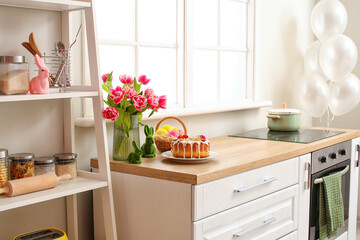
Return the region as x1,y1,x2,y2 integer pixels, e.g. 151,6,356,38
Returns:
0,0,321,238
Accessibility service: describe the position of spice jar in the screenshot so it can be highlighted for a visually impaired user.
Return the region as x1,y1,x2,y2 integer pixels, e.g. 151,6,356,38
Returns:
54,153,77,179
34,156,55,176
9,153,34,180
0,149,8,187
0,56,30,95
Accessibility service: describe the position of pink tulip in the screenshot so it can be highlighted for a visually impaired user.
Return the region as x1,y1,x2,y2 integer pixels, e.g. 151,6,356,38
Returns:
133,95,147,111
147,95,159,108
158,95,167,109
101,73,112,83
138,75,151,85
144,88,155,97
102,107,119,121
119,74,134,84
109,86,125,104
124,85,137,99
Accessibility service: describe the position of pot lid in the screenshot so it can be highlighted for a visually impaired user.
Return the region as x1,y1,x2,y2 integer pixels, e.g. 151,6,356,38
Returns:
268,108,301,115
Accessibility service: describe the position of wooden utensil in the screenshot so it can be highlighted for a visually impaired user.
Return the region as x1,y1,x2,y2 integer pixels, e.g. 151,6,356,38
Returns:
22,33,56,86
0,173,71,197
21,42,36,56
29,32,43,57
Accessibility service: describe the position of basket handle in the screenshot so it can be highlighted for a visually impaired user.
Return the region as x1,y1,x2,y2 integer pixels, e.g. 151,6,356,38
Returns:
155,116,187,135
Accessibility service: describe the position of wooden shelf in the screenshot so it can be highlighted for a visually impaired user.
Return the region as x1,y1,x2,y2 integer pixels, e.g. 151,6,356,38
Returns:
0,90,98,103
0,176,107,212
0,0,90,11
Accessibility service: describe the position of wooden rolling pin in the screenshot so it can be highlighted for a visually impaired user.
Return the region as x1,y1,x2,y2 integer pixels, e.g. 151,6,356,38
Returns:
0,173,71,197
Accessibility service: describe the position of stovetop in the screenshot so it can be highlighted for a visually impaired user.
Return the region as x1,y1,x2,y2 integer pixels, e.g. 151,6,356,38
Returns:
229,128,344,144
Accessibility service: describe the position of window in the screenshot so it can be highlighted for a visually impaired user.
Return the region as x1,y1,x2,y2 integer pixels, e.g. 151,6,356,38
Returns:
94,0,255,113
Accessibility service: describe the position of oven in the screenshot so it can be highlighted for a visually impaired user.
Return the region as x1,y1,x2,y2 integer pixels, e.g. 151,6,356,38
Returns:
309,140,351,240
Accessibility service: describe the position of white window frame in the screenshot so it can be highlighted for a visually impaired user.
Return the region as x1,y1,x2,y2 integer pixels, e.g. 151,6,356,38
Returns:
185,0,256,108
76,0,271,126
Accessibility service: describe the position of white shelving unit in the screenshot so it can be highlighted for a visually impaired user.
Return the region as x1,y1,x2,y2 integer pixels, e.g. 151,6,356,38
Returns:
0,0,117,239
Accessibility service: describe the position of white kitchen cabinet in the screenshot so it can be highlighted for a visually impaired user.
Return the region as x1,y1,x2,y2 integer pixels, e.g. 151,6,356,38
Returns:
193,157,298,221
94,157,300,240
348,137,359,239
0,0,117,239
193,185,298,240
93,135,360,240
297,153,311,240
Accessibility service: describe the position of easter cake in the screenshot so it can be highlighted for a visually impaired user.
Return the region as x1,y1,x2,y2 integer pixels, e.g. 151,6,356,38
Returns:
171,135,210,158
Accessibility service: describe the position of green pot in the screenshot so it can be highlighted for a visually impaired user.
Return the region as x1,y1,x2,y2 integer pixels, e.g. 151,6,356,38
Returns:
267,108,301,132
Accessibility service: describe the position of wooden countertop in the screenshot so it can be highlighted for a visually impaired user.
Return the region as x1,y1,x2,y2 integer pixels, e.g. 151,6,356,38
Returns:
91,127,360,185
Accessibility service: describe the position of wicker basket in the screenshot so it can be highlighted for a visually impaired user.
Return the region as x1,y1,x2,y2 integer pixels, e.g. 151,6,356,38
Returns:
154,116,188,153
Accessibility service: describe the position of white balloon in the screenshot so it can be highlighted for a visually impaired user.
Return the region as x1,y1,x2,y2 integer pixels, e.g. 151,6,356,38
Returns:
298,73,330,118
329,73,360,116
311,0,347,42
304,40,327,79
319,34,358,81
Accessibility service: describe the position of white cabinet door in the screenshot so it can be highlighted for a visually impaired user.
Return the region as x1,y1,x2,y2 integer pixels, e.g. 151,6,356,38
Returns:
193,157,299,221
193,185,298,240
348,137,360,240
298,153,311,240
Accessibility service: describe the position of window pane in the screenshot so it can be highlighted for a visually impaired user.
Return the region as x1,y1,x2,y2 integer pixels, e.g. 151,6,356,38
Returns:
95,0,135,41
220,51,246,100
138,0,177,44
193,0,218,46
192,50,218,105
220,0,247,48
139,47,177,106
98,45,135,87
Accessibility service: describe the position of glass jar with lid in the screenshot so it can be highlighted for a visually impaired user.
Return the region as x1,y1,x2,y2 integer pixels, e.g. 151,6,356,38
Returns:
34,156,55,176
54,153,77,179
0,149,8,187
0,56,30,95
9,153,34,180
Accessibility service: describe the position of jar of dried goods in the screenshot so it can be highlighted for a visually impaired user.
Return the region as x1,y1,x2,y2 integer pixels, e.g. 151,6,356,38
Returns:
54,153,77,179
34,156,55,176
0,149,8,187
9,153,34,180
0,56,30,95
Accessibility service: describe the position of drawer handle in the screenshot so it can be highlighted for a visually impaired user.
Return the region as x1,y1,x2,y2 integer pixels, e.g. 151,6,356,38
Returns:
233,217,276,237
234,177,277,192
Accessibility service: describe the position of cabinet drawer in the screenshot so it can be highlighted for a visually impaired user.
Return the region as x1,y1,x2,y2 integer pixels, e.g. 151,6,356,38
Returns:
193,157,298,220
277,230,298,240
193,185,298,240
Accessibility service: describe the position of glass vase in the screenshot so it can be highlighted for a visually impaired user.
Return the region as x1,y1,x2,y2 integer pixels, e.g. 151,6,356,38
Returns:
112,115,140,161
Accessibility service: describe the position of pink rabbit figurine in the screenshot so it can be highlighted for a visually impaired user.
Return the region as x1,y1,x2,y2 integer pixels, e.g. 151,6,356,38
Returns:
30,54,50,94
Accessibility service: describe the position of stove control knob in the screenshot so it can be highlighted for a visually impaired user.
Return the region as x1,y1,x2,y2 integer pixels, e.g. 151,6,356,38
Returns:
319,156,327,163
339,149,346,156
329,152,337,159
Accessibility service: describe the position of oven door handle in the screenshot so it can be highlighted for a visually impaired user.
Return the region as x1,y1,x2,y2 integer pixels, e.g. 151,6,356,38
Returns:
314,165,349,184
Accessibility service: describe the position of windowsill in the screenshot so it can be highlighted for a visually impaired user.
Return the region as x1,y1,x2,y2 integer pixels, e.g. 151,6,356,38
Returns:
74,100,272,128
